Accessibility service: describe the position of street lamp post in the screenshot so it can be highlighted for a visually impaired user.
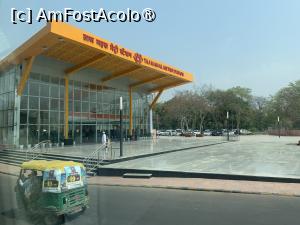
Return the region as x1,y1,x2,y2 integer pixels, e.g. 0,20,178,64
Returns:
120,97,123,157
277,116,280,138
227,111,229,141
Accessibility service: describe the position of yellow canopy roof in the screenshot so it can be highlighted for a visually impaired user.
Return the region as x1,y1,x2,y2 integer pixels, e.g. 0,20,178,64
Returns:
0,22,193,93
21,160,84,171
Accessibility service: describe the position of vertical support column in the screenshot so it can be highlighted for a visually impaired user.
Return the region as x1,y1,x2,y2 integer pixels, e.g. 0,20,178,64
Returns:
149,90,163,110
17,56,35,96
14,93,21,147
64,77,69,139
129,87,133,136
14,66,21,147
149,108,153,136
119,97,123,157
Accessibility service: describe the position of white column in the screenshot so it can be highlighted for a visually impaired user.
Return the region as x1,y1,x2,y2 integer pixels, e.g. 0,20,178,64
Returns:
149,109,153,136
13,66,21,148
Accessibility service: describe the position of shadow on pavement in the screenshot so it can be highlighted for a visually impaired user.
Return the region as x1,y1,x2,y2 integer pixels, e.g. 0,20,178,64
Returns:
1,208,30,223
1,208,67,225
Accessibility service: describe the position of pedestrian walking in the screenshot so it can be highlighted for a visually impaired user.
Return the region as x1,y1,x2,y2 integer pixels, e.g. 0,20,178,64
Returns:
101,131,107,159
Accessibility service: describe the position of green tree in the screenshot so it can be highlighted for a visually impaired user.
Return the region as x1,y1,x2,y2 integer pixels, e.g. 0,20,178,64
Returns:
269,80,300,128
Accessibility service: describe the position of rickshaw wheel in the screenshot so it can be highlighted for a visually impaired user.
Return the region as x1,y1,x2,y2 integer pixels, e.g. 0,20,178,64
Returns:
16,196,26,211
81,206,87,213
44,213,64,225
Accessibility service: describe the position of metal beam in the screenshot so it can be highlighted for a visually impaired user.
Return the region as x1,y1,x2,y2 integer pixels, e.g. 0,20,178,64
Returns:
129,87,133,136
17,56,35,96
149,90,163,110
129,75,164,89
65,54,106,76
64,77,69,139
148,81,186,93
102,66,141,83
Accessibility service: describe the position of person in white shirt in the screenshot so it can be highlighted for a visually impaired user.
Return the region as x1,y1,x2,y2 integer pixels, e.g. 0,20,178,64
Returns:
101,131,107,159
101,131,107,145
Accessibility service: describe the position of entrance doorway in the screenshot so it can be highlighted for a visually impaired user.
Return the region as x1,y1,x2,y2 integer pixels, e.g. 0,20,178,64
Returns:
82,125,96,143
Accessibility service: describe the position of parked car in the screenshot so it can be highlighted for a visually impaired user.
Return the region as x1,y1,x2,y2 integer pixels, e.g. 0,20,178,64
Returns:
211,130,223,136
170,130,178,136
240,129,252,135
203,129,212,136
193,130,201,135
223,130,235,136
175,129,182,136
158,130,167,136
183,131,194,137
233,129,252,135
229,130,235,135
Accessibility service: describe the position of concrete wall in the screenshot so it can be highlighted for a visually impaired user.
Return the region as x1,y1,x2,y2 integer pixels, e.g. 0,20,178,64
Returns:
268,129,300,136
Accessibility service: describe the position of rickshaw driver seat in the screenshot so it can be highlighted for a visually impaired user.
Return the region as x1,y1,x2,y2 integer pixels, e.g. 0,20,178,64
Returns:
24,170,41,201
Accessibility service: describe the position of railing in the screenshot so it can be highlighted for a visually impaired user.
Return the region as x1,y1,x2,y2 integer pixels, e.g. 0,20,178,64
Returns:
222,134,240,142
26,140,51,160
83,143,107,175
83,141,115,175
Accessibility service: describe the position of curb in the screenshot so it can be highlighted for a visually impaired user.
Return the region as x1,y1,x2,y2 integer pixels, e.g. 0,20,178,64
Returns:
88,182,300,198
0,171,18,177
98,168,300,184
2,169,300,198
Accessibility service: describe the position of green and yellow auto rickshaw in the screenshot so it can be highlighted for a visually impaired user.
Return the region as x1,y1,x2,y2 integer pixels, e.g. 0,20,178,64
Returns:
15,160,89,225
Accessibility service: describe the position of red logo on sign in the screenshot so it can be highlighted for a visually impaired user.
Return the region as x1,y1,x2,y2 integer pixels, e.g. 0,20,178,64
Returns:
133,53,143,64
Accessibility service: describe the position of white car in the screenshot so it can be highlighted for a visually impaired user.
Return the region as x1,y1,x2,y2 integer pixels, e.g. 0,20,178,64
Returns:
240,129,252,135
166,130,174,136
158,130,168,136
203,130,212,136
193,130,201,135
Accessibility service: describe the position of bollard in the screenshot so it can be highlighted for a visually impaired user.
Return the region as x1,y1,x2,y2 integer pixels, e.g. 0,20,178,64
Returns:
61,142,64,147
20,145,24,150
27,144,31,149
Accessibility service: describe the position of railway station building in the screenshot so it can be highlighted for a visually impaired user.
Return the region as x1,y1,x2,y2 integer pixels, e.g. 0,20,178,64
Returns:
0,22,193,147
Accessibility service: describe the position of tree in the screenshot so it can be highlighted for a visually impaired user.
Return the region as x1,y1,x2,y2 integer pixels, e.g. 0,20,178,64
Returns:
153,80,300,132
269,80,300,128
227,86,253,131
153,89,211,131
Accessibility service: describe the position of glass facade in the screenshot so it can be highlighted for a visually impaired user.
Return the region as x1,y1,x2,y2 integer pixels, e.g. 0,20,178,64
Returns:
0,66,18,146
18,72,151,146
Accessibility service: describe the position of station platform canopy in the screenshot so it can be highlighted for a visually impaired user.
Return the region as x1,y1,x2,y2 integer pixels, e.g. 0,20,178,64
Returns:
0,22,193,94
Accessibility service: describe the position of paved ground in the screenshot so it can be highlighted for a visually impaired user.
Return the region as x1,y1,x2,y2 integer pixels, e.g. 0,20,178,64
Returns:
1,173,300,225
103,135,300,179
2,163,300,196
16,136,224,159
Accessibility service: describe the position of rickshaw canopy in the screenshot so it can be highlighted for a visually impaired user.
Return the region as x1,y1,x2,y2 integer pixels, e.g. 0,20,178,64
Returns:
21,160,84,171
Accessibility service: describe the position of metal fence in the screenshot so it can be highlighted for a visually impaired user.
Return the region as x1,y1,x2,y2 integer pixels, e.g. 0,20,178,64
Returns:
222,134,240,142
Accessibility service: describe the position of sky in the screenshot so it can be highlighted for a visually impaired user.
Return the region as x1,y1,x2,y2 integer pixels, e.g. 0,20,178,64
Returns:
0,0,300,100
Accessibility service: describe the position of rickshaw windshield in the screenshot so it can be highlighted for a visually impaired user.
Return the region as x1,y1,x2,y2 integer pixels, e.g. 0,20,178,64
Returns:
20,169,43,181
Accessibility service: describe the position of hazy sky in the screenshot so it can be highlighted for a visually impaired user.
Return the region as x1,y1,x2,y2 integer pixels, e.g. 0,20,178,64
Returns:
1,0,299,100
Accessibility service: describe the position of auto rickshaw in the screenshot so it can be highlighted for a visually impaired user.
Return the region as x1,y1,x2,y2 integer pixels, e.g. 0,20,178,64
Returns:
15,160,89,225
